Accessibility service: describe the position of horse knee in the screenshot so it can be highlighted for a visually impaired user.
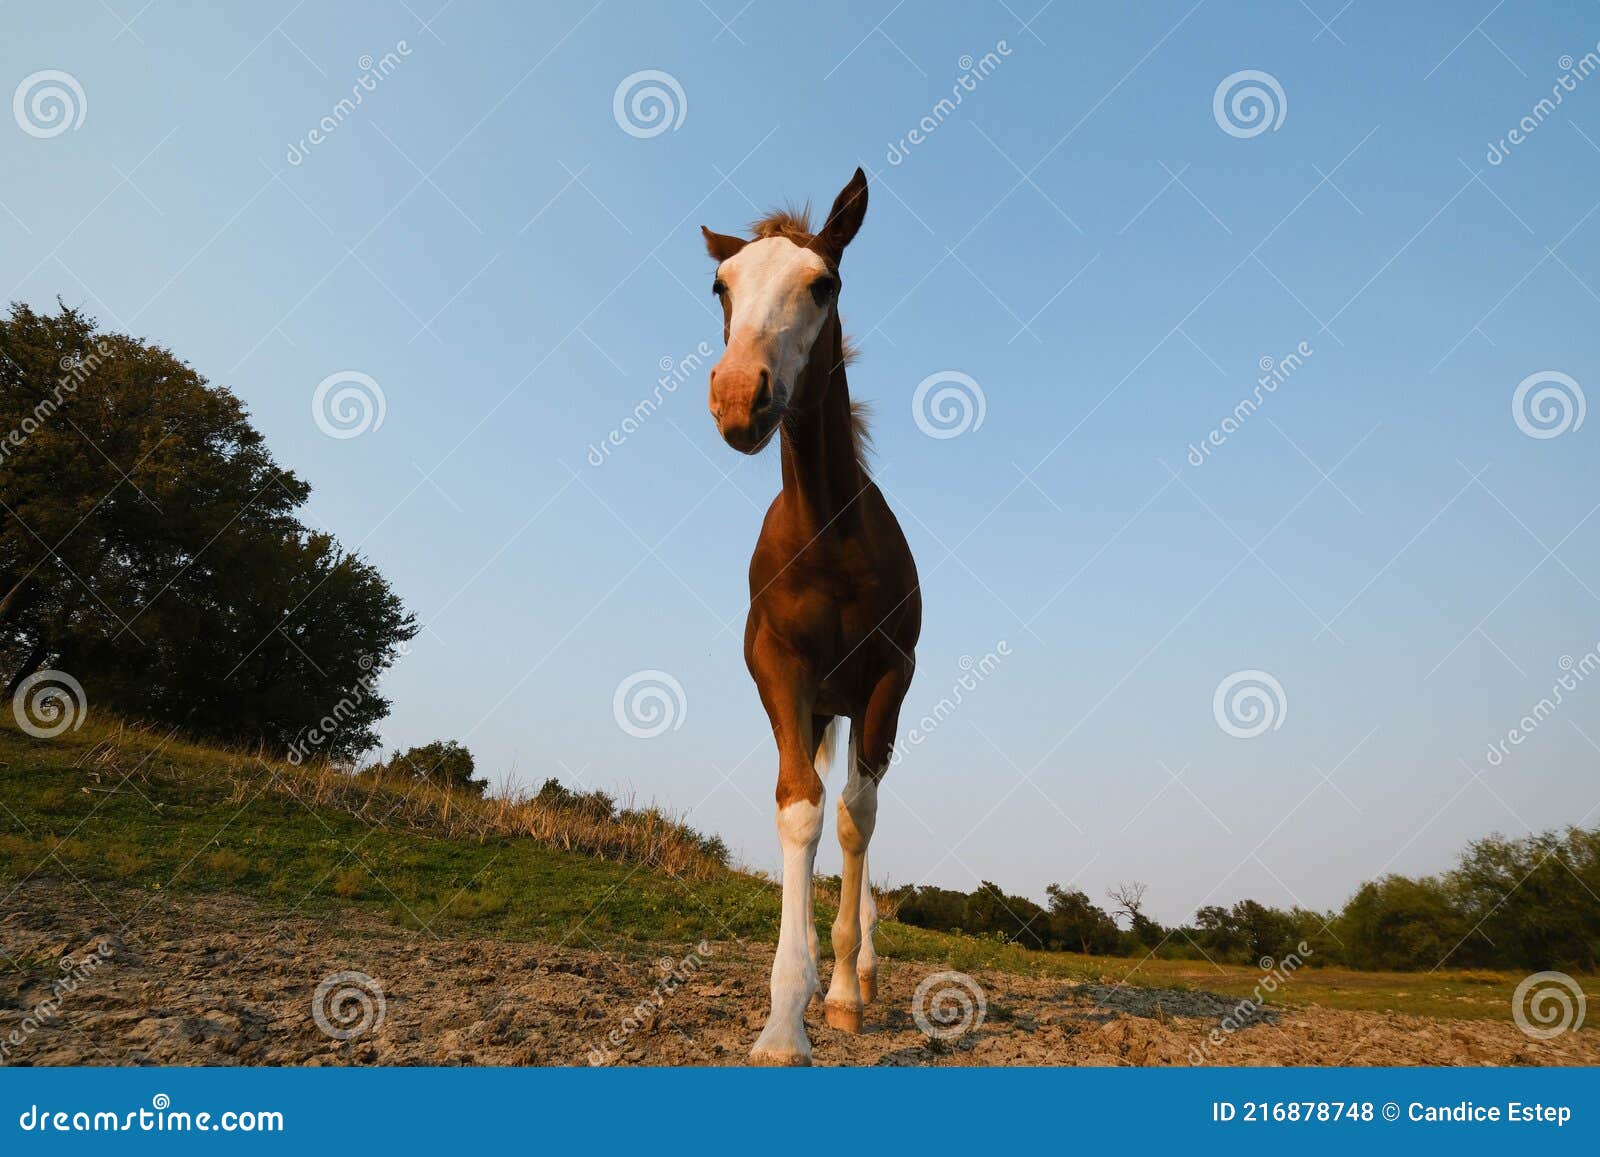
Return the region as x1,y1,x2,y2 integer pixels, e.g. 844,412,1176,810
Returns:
836,772,877,854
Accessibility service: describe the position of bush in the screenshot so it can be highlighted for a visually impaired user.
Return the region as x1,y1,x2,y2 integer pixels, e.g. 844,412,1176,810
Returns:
378,740,483,796
534,777,615,819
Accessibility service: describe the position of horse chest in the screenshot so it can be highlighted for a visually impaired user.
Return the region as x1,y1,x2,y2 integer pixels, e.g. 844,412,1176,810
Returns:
751,545,886,653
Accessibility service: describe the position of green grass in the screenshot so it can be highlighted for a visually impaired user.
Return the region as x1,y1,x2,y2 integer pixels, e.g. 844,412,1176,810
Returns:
0,718,779,949
0,717,1588,1024
873,924,1559,1022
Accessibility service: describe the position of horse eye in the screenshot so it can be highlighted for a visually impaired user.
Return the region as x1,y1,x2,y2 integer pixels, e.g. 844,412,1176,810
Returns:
810,277,837,305
712,279,728,297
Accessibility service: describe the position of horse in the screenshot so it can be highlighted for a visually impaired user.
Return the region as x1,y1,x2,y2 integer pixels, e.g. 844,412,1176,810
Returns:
700,168,921,1065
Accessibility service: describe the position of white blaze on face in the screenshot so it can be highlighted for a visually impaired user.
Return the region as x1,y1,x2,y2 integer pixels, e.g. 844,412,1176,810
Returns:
716,237,833,404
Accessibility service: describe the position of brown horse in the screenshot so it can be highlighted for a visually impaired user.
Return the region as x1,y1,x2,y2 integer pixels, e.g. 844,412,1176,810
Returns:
701,168,921,1065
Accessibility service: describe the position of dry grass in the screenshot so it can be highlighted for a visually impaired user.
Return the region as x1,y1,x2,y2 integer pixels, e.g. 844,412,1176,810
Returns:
60,715,731,881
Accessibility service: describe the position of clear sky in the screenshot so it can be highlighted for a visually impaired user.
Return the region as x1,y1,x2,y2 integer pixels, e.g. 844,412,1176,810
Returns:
5,1,1599,924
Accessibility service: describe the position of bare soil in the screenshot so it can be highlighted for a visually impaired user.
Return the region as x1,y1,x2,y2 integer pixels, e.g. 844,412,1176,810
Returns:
3,880,1595,1067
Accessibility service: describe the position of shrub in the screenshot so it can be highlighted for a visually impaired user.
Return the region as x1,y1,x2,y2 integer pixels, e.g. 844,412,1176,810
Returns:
377,740,483,796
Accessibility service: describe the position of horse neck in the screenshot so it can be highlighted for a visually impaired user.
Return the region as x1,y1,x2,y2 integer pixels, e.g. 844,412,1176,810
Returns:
778,316,862,537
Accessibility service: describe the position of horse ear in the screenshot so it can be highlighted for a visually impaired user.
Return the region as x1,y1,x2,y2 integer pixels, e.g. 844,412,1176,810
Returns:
815,167,868,261
701,226,747,262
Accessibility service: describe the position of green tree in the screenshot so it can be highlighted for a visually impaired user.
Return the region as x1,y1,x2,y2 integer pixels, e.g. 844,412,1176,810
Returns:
895,885,969,934
1044,884,1121,955
1228,899,1295,963
1337,875,1464,970
0,302,415,757
965,880,1048,947
1448,828,1600,971
1191,904,1241,956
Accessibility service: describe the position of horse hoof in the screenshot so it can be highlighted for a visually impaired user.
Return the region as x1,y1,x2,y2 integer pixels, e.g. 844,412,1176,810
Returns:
749,1047,812,1067
825,1002,864,1033
858,973,876,1004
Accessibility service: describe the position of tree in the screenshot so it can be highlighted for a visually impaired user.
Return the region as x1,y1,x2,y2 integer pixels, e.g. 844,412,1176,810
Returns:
1228,899,1295,963
1044,884,1120,955
965,880,1048,947
0,302,415,758
895,885,969,934
382,741,482,796
1448,828,1600,971
1107,880,1147,921
1337,875,1464,971
1107,880,1164,946
1191,904,1240,955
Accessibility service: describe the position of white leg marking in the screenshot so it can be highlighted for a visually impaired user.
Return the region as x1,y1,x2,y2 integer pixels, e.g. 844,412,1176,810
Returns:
858,846,879,1000
805,873,819,986
824,747,878,1026
751,797,823,1063
805,720,838,983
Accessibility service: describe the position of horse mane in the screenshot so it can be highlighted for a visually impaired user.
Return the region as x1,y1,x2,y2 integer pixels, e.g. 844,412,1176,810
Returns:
749,203,814,245
749,205,872,471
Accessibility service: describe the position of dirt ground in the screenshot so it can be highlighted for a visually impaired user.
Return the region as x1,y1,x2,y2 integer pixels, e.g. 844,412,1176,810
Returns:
3,879,1595,1067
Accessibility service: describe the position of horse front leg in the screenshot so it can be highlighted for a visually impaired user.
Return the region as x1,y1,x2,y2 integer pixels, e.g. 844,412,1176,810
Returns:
749,642,824,1066
824,666,908,1030
805,713,836,997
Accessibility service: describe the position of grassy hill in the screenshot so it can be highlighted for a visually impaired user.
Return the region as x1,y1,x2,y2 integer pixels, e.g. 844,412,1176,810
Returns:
0,716,1583,1025
0,716,778,946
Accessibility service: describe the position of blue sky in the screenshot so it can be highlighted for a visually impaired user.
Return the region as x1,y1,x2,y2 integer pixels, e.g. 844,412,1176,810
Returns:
5,0,1600,924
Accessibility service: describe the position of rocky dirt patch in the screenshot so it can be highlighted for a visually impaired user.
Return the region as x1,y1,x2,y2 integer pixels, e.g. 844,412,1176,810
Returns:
3,880,1595,1067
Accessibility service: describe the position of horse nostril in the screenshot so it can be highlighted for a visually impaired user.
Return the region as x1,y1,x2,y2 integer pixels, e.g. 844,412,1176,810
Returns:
754,370,772,414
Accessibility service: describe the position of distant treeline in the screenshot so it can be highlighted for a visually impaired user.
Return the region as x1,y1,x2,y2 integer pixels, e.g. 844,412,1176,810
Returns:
890,824,1600,972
